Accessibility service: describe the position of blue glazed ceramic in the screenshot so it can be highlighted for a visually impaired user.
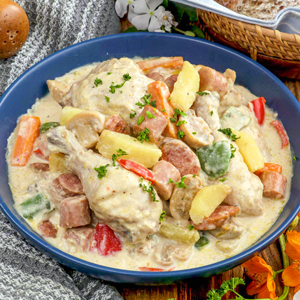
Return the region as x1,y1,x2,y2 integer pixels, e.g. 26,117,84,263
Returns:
0,33,299,284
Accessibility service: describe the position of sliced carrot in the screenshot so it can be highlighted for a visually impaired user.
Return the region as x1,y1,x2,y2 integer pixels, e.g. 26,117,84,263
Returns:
147,81,177,138
138,57,184,72
11,115,41,166
254,163,282,176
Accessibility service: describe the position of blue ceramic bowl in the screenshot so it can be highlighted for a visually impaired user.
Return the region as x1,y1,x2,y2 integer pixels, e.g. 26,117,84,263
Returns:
0,33,299,284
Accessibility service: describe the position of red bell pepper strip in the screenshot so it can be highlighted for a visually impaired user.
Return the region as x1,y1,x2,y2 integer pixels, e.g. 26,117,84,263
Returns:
251,97,266,126
139,267,175,272
118,159,156,184
271,120,289,148
254,163,282,176
90,223,122,256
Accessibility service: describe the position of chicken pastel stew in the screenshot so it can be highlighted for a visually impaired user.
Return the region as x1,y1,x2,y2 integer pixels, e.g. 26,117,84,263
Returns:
6,56,293,272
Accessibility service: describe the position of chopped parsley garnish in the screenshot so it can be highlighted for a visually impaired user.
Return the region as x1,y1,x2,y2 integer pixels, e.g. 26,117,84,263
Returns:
167,97,171,101
137,116,145,125
230,144,236,158
109,73,131,93
161,108,166,112
218,128,240,142
192,132,197,135
177,131,185,139
169,177,187,189
107,72,112,75
197,91,209,96
170,108,187,123
105,96,110,103
120,90,123,94
136,94,156,109
189,224,195,231
112,149,128,166
294,156,297,161
94,164,109,179
130,110,137,119
219,178,227,182
146,111,155,119
210,111,213,116
192,174,196,177
160,211,166,222
94,78,102,87
176,120,187,127
137,127,150,143
139,179,158,202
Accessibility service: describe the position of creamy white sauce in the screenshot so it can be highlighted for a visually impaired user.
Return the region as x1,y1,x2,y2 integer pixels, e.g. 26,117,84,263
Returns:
6,58,293,271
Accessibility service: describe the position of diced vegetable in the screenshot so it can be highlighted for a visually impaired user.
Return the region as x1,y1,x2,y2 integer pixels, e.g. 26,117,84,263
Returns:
271,120,289,148
97,130,162,168
49,153,67,173
11,115,41,166
60,106,85,126
221,106,251,130
19,194,51,219
231,129,264,172
118,159,155,183
137,57,183,72
90,223,122,256
194,235,210,250
158,219,200,244
251,97,266,125
254,163,282,176
170,61,200,112
196,141,231,179
39,122,60,134
189,184,232,224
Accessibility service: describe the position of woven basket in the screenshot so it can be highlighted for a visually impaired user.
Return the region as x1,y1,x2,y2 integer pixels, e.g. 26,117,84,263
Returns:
197,10,300,62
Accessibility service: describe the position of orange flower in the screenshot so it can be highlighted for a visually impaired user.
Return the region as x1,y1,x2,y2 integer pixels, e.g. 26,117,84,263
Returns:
242,256,277,299
282,231,300,293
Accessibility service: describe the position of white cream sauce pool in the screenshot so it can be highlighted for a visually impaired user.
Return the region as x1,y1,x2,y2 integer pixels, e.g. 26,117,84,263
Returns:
6,62,293,271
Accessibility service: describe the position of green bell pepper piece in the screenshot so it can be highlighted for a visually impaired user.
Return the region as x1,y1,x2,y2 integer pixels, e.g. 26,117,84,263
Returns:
19,194,51,219
39,122,60,134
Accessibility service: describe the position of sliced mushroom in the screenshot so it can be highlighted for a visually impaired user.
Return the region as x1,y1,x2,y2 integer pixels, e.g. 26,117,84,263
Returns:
210,218,244,240
179,109,214,149
66,111,105,148
170,175,202,220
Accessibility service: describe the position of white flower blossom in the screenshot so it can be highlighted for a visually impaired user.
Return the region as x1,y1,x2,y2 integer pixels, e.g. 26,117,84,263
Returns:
115,0,135,18
157,10,178,32
130,0,165,32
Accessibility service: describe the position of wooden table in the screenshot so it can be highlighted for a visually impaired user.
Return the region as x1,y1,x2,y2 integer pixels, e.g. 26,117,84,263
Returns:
116,18,300,300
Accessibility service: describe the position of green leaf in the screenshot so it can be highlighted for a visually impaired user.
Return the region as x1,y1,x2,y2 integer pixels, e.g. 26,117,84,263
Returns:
123,26,146,33
207,289,222,300
189,25,205,39
162,0,169,8
171,3,198,22
194,236,210,250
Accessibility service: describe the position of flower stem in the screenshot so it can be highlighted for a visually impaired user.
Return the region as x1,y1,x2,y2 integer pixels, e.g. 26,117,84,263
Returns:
277,233,290,300
288,216,299,231
172,26,195,37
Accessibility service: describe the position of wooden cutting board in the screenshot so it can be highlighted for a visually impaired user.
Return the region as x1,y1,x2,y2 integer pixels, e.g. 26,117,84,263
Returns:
115,18,300,300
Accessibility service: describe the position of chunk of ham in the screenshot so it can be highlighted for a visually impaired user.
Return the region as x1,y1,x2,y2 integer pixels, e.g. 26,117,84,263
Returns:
33,134,50,160
159,138,200,176
133,105,168,144
104,115,132,135
38,220,57,238
64,227,94,251
259,171,287,199
31,163,49,171
60,195,91,228
152,160,181,200
194,205,240,230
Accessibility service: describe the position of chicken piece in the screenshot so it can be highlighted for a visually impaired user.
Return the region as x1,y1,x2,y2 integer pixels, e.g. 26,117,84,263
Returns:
179,109,214,149
133,105,168,144
194,94,264,216
219,80,242,114
152,160,181,200
193,205,239,230
47,80,70,102
60,58,153,126
38,220,57,238
159,137,200,176
170,175,201,220
223,68,236,83
259,171,287,199
46,126,162,243
165,75,178,93
198,66,228,97
104,115,132,135
60,195,91,228
64,227,94,251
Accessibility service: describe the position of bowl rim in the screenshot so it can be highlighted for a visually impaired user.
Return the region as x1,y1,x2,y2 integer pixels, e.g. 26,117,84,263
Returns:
1,32,300,279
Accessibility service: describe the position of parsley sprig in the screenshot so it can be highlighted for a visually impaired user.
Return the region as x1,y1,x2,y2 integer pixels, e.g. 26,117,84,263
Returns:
136,94,156,109
112,149,128,166
230,144,236,158
170,108,187,123
130,110,137,119
197,91,209,96
169,177,187,189
137,127,150,143
159,211,166,222
218,128,240,142
177,131,185,139
94,78,103,87
109,73,131,93
94,164,109,179
139,178,158,202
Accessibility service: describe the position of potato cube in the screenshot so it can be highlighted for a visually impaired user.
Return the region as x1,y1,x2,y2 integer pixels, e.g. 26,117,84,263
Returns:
60,106,85,126
96,130,162,168
231,129,264,172
190,184,232,224
49,153,67,173
170,61,200,112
